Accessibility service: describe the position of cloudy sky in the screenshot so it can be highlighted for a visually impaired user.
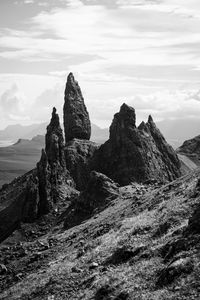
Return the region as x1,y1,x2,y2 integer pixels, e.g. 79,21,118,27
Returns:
1,0,200,129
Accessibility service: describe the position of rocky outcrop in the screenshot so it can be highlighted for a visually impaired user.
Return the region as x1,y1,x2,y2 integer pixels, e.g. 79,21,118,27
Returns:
37,107,73,215
64,171,119,229
0,107,75,242
92,103,181,185
63,73,91,143
65,139,99,190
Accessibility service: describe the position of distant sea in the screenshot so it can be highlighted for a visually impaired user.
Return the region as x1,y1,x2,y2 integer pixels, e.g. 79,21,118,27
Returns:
0,140,14,147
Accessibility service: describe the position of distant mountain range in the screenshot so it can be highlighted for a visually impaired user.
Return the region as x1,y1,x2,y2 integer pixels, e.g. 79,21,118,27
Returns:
0,123,47,143
0,122,109,145
0,123,109,187
157,118,200,149
1,118,200,149
0,135,45,187
0,118,199,187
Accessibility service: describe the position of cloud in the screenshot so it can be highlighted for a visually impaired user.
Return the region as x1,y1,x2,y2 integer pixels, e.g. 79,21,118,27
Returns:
24,0,34,4
127,89,200,123
0,84,29,123
1,0,200,130
31,85,64,121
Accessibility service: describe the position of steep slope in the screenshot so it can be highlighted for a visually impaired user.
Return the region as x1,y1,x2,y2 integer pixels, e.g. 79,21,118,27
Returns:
93,104,181,185
177,134,200,166
0,169,200,299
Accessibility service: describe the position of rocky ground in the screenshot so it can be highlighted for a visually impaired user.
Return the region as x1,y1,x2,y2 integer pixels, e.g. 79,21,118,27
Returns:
0,168,200,299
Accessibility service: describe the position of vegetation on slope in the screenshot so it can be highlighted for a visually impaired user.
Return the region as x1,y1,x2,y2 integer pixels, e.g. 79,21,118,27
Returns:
0,169,200,299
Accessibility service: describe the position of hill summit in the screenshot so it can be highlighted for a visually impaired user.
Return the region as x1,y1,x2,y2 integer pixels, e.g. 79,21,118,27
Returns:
2,73,200,300
0,72,181,242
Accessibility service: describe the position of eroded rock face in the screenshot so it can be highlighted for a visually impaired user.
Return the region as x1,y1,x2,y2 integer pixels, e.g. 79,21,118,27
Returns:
45,107,66,169
0,107,76,242
64,171,119,229
65,139,99,190
63,73,91,142
37,107,73,215
93,103,181,185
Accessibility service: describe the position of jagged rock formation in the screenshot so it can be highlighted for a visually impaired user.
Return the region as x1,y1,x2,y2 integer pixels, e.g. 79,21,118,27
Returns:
64,139,99,190
0,107,75,242
37,107,73,215
45,107,66,169
64,171,119,228
92,103,181,185
63,73,91,142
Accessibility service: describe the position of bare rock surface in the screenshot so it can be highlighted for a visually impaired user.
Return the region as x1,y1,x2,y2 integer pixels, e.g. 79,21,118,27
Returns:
65,139,99,190
0,108,75,243
64,171,119,229
93,103,181,185
37,107,73,215
63,73,91,142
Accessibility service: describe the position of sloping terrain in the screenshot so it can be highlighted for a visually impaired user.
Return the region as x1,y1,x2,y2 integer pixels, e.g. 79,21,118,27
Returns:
0,169,200,299
0,73,199,300
177,135,200,166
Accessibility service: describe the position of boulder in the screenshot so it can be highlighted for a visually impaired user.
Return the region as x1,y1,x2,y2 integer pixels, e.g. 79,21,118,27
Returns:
63,73,91,142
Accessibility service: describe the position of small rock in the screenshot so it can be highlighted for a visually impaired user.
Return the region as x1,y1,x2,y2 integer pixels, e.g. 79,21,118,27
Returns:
89,262,99,270
15,273,23,281
71,266,82,273
0,264,7,275
157,257,194,286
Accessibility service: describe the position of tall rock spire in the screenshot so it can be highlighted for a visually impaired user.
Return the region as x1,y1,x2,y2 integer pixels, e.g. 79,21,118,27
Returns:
63,72,91,143
37,107,70,215
45,107,65,168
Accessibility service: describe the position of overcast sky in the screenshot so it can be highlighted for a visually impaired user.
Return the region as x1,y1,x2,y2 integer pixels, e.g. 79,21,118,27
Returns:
1,0,200,129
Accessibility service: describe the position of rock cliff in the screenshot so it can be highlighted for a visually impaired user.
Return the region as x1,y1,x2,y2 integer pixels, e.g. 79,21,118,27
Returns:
37,107,73,215
63,73,91,142
92,103,181,185
0,107,75,242
65,139,99,190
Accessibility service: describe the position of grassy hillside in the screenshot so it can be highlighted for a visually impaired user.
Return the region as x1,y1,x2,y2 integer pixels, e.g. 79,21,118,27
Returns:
0,170,200,299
